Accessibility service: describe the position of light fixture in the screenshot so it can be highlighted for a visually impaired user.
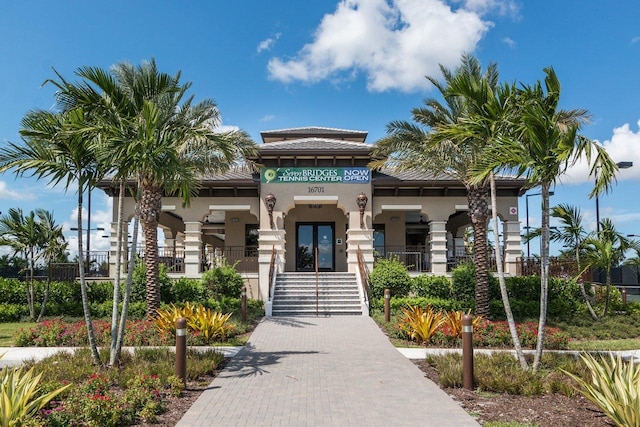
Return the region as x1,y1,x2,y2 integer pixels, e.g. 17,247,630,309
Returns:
356,192,368,228
264,193,277,229
390,216,400,222
230,217,239,223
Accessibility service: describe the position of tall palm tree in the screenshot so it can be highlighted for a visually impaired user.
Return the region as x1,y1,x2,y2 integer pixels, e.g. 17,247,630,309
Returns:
581,219,634,316
65,60,257,319
0,109,105,366
472,67,617,370
371,53,496,317
527,203,597,319
34,209,67,321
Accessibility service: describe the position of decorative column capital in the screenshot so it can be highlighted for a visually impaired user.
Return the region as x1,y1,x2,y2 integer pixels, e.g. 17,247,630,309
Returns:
264,193,277,229
356,192,368,228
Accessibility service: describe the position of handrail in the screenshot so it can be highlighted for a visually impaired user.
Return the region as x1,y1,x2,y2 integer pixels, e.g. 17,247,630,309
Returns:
315,247,319,317
268,246,277,301
356,247,371,307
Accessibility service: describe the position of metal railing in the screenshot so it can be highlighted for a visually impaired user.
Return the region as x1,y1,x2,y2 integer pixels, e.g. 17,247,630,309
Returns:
356,247,371,307
204,246,258,273
447,254,501,272
374,245,430,272
516,257,584,279
158,248,185,273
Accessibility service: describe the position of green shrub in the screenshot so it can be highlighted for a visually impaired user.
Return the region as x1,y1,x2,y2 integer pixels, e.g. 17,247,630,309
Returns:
131,262,173,303
369,256,412,299
87,281,113,303
371,296,468,313
450,262,477,302
0,278,27,304
201,262,244,299
411,275,452,299
0,303,26,322
170,277,207,303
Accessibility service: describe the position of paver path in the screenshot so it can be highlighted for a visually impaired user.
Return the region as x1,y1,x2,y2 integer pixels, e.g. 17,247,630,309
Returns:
177,316,479,426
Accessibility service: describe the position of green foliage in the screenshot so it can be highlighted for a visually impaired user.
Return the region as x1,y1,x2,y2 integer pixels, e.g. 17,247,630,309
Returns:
411,275,452,299
371,296,468,314
369,256,412,299
0,278,28,304
0,358,71,427
0,304,26,322
131,262,172,303
450,262,478,302
428,352,586,397
563,353,640,427
170,277,207,303
201,262,244,299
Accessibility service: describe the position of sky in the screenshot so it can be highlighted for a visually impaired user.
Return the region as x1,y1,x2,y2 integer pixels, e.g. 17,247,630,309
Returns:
1,0,639,258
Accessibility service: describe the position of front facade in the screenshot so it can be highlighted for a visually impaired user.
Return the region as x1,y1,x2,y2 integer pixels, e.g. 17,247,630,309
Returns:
100,127,525,308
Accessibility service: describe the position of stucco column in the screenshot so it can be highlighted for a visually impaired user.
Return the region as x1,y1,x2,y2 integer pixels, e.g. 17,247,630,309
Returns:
183,221,203,277
502,220,523,276
108,221,128,278
429,220,448,274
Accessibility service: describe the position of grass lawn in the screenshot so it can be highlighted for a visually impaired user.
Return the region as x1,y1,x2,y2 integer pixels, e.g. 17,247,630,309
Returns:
0,322,35,346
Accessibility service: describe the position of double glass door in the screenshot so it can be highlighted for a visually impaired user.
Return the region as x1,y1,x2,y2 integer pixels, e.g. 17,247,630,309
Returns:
296,223,334,271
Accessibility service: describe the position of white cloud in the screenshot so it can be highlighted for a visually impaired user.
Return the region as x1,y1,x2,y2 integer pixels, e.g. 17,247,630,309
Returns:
257,33,281,53
0,180,37,200
631,36,640,45
267,0,516,92
260,114,275,122
502,36,516,47
564,120,640,184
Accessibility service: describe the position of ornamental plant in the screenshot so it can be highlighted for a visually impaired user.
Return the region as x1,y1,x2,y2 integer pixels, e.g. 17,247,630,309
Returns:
155,302,233,344
442,309,483,339
398,305,446,344
0,357,71,427
563,353,640,427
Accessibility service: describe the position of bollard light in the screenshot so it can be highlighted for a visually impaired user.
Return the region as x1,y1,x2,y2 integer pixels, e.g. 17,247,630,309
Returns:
462,314,474,390
384,289,391,323
176,317,187,386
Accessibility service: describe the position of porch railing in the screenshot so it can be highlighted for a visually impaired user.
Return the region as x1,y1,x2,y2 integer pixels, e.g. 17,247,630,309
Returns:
204,246,258,273
374,245,430,273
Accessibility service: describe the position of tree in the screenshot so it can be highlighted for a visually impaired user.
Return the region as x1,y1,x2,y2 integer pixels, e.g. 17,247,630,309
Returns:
581,219,634,316
0,109,106,366
0,208,66,320
45,59,257,365
371,53,495,317
527,203,598,319
473,67,617,370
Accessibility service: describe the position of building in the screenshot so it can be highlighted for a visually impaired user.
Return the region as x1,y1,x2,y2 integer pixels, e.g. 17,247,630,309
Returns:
100,127,525,314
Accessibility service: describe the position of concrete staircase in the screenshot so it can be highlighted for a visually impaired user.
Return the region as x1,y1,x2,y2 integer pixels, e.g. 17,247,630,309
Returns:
271,272,363,316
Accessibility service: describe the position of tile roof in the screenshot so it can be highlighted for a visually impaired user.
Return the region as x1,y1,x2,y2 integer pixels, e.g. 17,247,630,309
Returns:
258,138,372,153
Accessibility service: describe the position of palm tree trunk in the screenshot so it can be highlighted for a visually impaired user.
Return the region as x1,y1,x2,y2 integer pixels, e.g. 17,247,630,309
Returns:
533,182,551,371
490,173,528,369
575,245,598,320
140,182,162,318
77,183,102,367
603,268,612,317
115,203,141,363
109,180,126,366
27,248,35,320
468,185,490,317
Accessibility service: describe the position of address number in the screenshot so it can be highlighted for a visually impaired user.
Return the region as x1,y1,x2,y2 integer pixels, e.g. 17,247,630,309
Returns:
308,186,325,193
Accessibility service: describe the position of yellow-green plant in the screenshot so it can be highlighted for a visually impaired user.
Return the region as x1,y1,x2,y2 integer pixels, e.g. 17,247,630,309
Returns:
154,302,197,335
562,353,640,426
443,309,483,339
398,305,445,344
188,306,233,343
0,358,71,426
155,302,233,344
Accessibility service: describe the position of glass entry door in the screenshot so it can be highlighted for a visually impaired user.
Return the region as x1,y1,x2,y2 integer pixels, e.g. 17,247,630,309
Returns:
296,223,335,271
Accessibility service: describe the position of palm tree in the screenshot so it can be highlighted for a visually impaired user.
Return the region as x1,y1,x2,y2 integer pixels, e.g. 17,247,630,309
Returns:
581,219,634,316
472,67,617,370
0,109,105,366
0,208,43,319
430,66,528,369
52,59,258,319
371,53,496,317
34,209,67,321
526,203,597,319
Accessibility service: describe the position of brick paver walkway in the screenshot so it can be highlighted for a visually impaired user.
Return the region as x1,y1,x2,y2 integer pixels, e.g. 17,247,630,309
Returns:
176,316,479,426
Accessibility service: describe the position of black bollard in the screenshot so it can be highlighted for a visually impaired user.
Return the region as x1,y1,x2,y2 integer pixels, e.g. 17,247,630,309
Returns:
176,317,187,386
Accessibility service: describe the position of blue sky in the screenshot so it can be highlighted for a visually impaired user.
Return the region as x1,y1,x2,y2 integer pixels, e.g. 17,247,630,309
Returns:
1,0,639,257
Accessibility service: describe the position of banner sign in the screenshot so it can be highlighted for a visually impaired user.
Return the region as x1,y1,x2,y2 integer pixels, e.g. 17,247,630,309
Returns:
261,167,370,184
